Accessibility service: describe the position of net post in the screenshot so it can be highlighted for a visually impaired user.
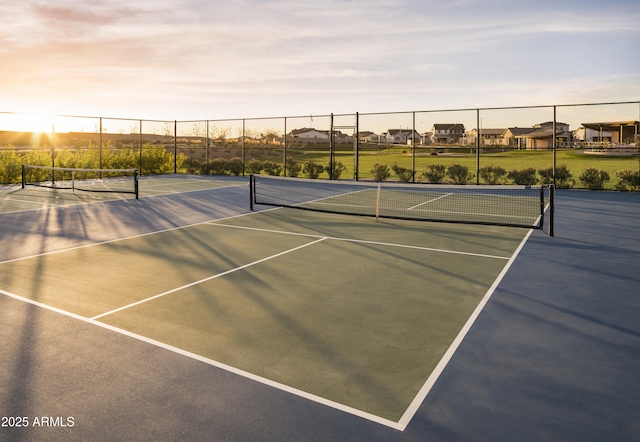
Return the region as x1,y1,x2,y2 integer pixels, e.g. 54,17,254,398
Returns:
249,174,255,210
21,164,26,189
548,184,555,236
134,170,139,199
72,170,75,194
375,184,381,221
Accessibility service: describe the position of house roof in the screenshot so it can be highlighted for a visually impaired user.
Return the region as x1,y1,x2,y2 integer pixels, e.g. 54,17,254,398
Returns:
581,121,640,132
433,123,465,131
472,128,506,135
387,129,419,135
505,127,538,136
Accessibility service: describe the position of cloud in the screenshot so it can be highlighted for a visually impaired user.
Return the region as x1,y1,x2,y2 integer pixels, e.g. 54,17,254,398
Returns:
1,0,638,119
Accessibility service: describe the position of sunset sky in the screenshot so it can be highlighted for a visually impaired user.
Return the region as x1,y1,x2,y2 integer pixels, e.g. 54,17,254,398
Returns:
1,0,639,127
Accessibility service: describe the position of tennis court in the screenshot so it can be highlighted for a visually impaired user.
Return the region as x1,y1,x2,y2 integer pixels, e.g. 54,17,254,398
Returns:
1,174,639,441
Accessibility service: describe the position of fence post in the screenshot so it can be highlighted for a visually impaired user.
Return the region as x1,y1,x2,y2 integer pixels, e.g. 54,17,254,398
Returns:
476,109,480,184
283,117,287,177
242,119,246,176
355,112,359,181
174,120,177,174
139,120,143,175
553,106,557,188
412,112,416,183
99,117,103,173
330,113,334,180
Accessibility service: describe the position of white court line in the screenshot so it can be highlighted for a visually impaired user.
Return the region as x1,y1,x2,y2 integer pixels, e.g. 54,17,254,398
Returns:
91,237,327,320
0,207,279,265
0,196,50,206
0,214,534,431
395,228,534,430
0,286,402,431
206,222,511,260
407,193,452,210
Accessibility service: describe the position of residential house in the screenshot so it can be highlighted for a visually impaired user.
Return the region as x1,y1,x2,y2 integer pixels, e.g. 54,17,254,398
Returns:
514,122,571,150
358,131,379,143
431,124,465,144
381,129,421,145
289,128,329,140
465,128,506,146
579,121,639,145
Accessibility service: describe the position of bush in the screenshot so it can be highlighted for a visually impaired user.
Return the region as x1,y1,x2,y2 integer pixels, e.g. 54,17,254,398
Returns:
615,170,640,191
478,165,507,185
371,163,390,182
184,157,205,174
207,158,228,175
285,157,301,177
447,164,471,184
325,161,347,179
507,167,538,185
421,164,446,183
303,161,324,179
579,168,610,190
539,164,574,189
391,163,414,183
226,157,243,176
0,147,23,183
262,160,282,176
246,159,264,175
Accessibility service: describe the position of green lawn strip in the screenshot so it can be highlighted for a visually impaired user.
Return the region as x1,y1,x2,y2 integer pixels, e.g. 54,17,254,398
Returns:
256,147,638,189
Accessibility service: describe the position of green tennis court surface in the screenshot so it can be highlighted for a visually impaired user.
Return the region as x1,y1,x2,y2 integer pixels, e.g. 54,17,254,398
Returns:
0,201,528,425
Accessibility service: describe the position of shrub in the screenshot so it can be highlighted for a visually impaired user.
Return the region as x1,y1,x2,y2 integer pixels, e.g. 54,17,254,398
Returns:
0,147,23,183
371,163,390,182
478,165,507,185
447,164,471,184
207,158,228,175
391,163,414,183
184,157,205,174
246,159,264,175
507,167,538,185
614,170,640,191
422,164,446,183
579,168,610,190
226,157,243,176
285,157,301,177
261,160,282,176
325,161,347,179
303,161,324,179
539,164,574,189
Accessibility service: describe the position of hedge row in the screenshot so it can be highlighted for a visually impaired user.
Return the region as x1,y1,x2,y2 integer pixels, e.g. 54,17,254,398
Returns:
375,163,640,191
186,157,349,180
0,143,185,184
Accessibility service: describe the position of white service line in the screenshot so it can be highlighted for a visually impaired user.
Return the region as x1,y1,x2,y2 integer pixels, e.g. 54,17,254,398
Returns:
91,237,327,320
206,222,511,260
407,193,452,210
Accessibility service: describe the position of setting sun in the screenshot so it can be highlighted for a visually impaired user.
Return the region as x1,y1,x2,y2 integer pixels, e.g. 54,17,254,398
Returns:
0,111,55,135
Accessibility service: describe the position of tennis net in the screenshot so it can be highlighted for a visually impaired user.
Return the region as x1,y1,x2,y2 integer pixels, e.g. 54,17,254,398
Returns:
22,164,139,199
250,174,553,233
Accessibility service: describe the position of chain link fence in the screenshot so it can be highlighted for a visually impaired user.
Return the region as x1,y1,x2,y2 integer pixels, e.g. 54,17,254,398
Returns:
1,102,639,190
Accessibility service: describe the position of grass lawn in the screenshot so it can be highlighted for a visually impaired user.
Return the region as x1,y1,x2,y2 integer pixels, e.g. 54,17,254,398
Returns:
279,145,639,190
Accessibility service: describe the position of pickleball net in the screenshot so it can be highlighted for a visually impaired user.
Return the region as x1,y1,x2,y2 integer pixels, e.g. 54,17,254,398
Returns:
22,164,139,198
250,174,553,233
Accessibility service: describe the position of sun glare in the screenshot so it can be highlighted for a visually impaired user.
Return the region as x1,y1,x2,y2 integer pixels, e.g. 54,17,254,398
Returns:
0,112,55,135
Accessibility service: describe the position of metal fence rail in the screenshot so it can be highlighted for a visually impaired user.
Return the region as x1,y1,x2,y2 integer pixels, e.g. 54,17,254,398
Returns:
1,101,639,190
